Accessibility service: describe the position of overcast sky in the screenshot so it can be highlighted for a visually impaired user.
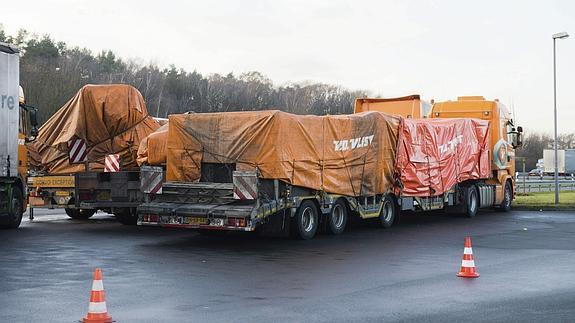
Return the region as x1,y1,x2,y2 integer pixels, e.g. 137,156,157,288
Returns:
2,0,575,133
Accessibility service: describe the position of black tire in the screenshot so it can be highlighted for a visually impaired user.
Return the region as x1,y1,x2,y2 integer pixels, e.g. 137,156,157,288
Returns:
65,207,96,220
292,200,319,240
1,186,23,229
463,185,479,218
498,181,512,212
327,199,348,235
114,208,138,225
378,194,396,228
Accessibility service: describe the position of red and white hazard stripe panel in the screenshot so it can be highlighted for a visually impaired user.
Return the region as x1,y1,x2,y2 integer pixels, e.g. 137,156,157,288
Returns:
68,138,87,163
233,172,258,200
104,154,121,172
141,166,164,194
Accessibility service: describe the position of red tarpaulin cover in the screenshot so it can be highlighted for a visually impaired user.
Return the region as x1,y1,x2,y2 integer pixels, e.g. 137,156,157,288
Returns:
394,118,491,197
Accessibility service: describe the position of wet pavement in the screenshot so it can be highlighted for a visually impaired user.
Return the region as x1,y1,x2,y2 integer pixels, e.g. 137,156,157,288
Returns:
1,209,575,322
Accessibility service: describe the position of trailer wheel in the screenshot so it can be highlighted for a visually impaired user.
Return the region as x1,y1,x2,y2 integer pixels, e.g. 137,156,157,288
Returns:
293,200,319,240
114,208,138,225
1,187,23,229
498,181,512,212
463,185,479,218
327,199,348,235
65,208,96,220
378,194,396,228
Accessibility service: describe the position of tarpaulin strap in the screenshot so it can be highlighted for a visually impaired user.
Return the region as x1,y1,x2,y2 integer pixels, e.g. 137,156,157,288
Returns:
425,127,433,197
426,155,432,197
340,151,358,198
393,120,407,196
291,160,298,188
86,113,152,149
454,128,462,184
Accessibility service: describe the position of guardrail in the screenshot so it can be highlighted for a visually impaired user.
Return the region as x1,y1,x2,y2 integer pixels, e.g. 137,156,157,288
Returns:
516,182,575,194
517,174,575,181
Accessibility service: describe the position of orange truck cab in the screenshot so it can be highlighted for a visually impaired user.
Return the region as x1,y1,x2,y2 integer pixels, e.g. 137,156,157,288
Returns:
431,96,523,205
354,95,432,118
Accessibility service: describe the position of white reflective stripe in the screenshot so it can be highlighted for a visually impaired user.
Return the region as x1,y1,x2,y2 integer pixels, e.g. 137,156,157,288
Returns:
105,159,113,171
461,259,475,268
70,139,82,154
91,280,104,291
88,301,108,314
69,139,87,163
111,155,119,169
464,247,473,255
237,185,254,199
76,142,86,161
104,155,120,172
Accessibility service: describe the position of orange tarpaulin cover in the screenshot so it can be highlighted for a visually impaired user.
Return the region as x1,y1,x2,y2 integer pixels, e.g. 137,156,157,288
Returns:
167,110,400,197
29,84,160,174
137,123,169,166
394,118,491,197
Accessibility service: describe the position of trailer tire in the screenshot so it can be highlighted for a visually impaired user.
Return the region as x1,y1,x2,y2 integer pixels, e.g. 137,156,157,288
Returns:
114,208,138,225
1,186,23,229
498,181,512,212
292,200,319,240
65,208,96,220
327,199,347,235
378,194,396,229
463,185,479,218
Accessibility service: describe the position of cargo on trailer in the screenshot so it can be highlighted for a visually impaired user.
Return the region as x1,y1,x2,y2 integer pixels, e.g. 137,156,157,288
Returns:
27,84,161,223
137,122,169,167
165,110,399,196
395,118,490,197
28,84,160,174
139,110,401,239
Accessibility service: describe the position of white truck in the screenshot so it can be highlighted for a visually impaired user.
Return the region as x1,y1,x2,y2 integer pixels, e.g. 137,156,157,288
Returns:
0,42,38,229
543,149,575,176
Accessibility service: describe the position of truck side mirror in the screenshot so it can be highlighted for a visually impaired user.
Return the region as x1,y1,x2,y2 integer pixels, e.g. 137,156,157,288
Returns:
31,126,39,138
516,132,523,148
24,105,39,141
29,108,38,128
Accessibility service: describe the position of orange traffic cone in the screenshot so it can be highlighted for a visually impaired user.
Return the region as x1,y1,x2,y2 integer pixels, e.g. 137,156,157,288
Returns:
457,236,480,278
82,268,113,323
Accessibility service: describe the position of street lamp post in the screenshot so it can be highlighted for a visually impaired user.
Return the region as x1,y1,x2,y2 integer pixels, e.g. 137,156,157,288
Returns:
552,32,569,205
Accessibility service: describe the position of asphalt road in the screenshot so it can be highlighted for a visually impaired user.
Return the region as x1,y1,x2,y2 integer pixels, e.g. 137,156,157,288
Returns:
2,209,575,322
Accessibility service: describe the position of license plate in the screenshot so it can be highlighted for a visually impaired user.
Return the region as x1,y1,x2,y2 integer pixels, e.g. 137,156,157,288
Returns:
55,190,70,197
185,217,208,225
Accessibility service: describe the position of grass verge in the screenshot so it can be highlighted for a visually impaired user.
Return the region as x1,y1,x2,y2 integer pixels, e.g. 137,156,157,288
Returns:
515,191,575,210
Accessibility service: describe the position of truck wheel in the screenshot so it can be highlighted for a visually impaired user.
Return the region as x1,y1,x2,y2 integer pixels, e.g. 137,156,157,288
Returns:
327,199,347,235
378,194,396,228
1,187,24,229
463,185,479,218
293,200,319,240
114,208,138,225
498,181,512,212
65,208,96,220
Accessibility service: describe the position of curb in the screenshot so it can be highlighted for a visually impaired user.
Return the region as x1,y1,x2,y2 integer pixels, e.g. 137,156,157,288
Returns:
513,206,575,212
